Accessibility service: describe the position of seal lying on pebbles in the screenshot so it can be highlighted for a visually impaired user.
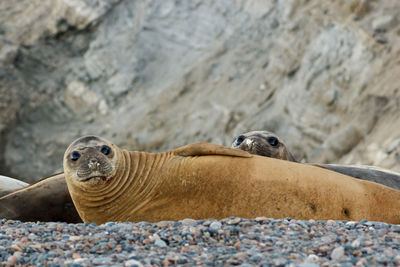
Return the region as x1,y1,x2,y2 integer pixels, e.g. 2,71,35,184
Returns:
231,130,400,190
64,135,400,224
0,173,81,223
0,175,29,198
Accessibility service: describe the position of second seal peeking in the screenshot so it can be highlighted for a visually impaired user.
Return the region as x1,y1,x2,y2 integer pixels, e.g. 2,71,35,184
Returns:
64,135,400,224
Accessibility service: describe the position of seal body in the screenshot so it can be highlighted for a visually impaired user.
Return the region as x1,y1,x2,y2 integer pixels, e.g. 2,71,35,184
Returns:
64,136,400,224
232,130,400,190
0,173,81,223
0,175,29,197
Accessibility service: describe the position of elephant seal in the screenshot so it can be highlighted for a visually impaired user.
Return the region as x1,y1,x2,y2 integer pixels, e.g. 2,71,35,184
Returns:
0,175,29,197
231,130,400,190
64,135,400,224
231,130,297,161
0,173,81,223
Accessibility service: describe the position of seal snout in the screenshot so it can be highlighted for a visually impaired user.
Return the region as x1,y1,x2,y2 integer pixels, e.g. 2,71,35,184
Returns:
88,158,100,171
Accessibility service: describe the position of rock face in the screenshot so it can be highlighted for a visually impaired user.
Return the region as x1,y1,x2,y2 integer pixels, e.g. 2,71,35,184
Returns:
0,0,400,182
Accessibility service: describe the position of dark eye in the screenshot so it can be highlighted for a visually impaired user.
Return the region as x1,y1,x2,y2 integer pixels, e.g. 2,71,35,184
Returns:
235,135,245,145
70,151,81,161
267,137,279,147
101,145,111,155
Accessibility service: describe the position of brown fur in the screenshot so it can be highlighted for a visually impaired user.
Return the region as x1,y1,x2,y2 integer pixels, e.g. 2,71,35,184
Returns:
64,136,400,224
0,173,81,223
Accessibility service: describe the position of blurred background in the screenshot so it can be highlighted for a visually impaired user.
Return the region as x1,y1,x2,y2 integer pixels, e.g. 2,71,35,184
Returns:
0,0,399,182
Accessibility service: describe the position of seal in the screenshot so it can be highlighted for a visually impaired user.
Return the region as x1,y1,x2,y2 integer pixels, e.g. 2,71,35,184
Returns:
231,130,297,161
231,130,400,190
64,135,400,224
0,175,29,197
0,173,82,223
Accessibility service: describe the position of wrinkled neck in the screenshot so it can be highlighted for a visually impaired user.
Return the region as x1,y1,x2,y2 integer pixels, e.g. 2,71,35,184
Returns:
71,149,170,223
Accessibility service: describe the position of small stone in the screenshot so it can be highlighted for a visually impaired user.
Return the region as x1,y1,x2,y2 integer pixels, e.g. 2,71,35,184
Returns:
11,244,22,252
125,259,144,267
92,257,112,265
326,220,336,226
70,236,81,241
255,217,269,222
6,252,22,266
299,264,319,267
234,241,241,249
227,218,241,225
331,246,345,261
181,218,197,226
154,239,167,247
351,239,360,248
304,254,319,263
345,221,358,228
392,225,400,233
156,221,170,228
210,221,222,230
353,250,362,256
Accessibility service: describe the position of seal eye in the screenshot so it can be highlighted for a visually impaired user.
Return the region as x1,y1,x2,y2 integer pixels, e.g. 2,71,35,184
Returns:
235,135,245,145
70,151,81,161
267,137,279,147
101,145,111,155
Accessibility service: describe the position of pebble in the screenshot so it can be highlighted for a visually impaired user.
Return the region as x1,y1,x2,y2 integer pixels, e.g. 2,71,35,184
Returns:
181,218,197,226
330,246,345,260
0,217,398,266
154,239,167,247
209,221,222,230
125,259,143,267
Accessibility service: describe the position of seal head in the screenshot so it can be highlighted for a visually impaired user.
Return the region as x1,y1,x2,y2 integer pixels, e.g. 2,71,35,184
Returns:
64,136,119,184
231,130,297,161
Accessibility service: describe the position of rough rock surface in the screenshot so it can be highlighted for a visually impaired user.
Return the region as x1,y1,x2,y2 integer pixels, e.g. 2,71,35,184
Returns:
1,0,400,182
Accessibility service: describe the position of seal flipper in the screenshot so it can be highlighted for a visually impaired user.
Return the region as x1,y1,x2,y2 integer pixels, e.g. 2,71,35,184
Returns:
174,143,252,158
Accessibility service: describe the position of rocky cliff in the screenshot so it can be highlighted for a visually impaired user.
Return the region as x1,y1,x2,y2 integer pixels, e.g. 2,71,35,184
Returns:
1,0,400,182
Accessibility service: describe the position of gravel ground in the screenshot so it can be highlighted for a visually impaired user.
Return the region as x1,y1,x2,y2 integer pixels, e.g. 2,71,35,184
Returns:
1,217,399,266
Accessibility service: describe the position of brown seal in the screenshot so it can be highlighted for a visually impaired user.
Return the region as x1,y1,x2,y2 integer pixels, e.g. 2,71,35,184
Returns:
231,130,297,161
0,173,81,223
64,135,400,224
231,130,400,190
0,175,29,198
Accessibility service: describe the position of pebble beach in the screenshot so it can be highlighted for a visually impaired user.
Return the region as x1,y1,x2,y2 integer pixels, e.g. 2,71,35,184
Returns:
1,217,399,266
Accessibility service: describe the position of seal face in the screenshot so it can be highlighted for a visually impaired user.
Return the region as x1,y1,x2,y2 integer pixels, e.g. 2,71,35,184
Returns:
231,130,296,161
64,136,118,183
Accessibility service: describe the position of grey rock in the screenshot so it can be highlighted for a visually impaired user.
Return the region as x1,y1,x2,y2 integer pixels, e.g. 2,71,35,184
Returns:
210,221,222,230
125,259,144,267
330,246,345,261
154,239,167,247
372,15,395,32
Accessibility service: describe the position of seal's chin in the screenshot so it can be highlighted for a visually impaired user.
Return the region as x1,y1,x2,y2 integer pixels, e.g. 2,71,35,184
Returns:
77,175,108,182
76,170,114,183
